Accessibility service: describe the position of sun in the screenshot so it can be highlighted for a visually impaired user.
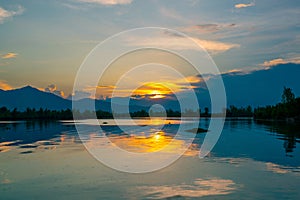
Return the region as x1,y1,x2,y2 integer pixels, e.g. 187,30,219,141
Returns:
131,82,176,99
149,90,165,99
151,94,165,99
150,90,160,95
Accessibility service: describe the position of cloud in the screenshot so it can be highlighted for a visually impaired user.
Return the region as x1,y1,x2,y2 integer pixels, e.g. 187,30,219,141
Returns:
126,33,239,54
44,84,65,98
222,56,300,76
68,90,92,100
200,56,300,86
260,57,300,68
183,24,236,34
1,52,18,59
0,80,13,90
77,0,133,5
195,39,239,54
235,2,255,9
79,76,204,100
0,6,24,24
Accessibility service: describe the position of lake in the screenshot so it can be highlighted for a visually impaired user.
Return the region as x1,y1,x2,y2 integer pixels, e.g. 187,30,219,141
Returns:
0,118,299,199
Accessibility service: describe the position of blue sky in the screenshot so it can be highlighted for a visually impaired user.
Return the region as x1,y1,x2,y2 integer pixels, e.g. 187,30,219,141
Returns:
0,0,299,98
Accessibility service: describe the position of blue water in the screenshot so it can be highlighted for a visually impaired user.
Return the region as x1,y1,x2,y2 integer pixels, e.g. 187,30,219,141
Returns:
0,119,299,199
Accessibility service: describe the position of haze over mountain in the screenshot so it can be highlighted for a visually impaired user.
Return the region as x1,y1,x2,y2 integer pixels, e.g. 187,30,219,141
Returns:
0,63,299,112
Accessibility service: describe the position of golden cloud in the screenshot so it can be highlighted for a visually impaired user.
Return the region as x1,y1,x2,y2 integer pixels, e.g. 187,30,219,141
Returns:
1,52,18,59
82,75,203,100
260,57,300,68
235,2,255,9
131,82,178,99
0,80,12,90
44,84,65,98
93,76,203,99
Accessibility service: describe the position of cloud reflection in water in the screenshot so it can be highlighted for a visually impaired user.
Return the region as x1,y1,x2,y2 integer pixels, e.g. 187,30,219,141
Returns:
138,178,237,199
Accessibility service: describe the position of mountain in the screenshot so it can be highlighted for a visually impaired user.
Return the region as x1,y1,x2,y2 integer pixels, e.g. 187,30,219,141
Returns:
107,97,181,111
0,86,148,112
221,63,300,107
191,63,300,108
0,86,71,111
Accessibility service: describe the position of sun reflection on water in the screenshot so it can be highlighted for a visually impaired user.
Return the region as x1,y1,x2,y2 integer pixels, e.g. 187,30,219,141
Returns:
108,130,186,153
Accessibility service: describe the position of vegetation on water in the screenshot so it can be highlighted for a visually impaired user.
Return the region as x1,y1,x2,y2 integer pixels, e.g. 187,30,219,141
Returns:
0,87,299,121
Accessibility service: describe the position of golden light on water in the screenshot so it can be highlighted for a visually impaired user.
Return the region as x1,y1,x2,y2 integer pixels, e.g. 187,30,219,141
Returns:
85,119,200,156
108,131,183,153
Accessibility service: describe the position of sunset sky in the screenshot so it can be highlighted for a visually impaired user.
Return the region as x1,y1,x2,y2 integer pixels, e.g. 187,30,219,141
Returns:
0,0,299,98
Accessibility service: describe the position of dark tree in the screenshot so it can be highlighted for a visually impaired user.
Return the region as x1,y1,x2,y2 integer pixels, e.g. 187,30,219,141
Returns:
282,87,295,104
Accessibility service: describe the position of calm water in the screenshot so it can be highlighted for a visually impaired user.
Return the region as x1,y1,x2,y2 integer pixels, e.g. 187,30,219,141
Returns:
0,119,299,199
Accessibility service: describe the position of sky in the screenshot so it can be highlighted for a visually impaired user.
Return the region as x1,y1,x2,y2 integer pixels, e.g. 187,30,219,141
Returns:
0,0,299,99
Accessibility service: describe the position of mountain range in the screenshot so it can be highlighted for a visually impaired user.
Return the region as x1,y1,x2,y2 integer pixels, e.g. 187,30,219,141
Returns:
0,63,299,112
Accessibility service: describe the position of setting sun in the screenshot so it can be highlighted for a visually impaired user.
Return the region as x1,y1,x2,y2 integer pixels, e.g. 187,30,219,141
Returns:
149,90,163,99
131,82,180,99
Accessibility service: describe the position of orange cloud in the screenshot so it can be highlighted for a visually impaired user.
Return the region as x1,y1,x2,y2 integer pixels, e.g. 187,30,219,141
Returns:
131,83,176,99
1,52,18,59
95,85,116,99
0,80,12,90
235,2,255,9
260,57,300,68
44,84,66,98
90,75,204,99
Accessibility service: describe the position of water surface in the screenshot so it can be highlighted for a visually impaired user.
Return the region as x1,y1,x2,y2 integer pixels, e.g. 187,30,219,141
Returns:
0,119,299,199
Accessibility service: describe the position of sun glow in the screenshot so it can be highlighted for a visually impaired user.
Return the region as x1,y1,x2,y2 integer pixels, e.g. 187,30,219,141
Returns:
131,82,178,99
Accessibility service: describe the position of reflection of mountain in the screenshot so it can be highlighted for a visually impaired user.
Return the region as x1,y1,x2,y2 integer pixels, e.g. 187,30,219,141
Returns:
0,63,299,111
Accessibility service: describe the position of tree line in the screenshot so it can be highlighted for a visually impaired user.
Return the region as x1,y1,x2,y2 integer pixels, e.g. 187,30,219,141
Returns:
0,107,74,120
253,87,300,121
0,87,298,121
0,107,210,120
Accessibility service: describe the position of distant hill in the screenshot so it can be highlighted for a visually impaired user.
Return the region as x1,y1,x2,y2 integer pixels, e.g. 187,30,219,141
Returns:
0,86,148,112
221,63,300,107
189,63,300,109
0,86,71,111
